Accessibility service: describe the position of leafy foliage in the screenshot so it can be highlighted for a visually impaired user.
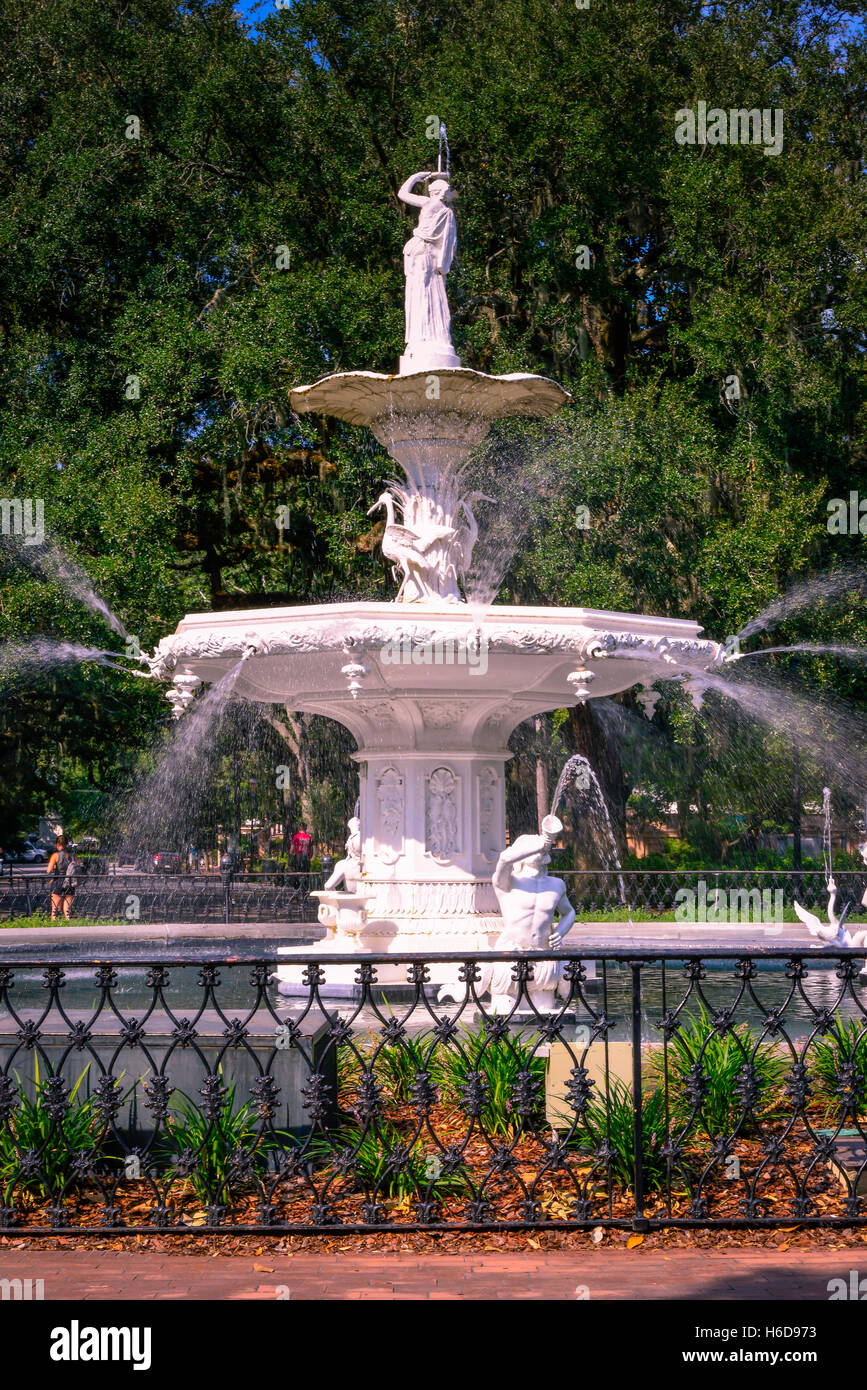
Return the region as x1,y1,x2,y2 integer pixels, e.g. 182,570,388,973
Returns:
434,1020,547,1138
811,1014,867,1119
658,1004,788,1136
576,1079,671,1194
159,1081,286,1206
0,1062,103,1200
314,1121,468,1202
0,0,864,850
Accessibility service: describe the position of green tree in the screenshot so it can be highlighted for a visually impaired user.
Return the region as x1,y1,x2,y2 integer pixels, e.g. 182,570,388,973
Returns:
0,0,864,849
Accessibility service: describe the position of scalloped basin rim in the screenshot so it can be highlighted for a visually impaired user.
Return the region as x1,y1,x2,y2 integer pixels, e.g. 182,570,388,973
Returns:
289,367,572,425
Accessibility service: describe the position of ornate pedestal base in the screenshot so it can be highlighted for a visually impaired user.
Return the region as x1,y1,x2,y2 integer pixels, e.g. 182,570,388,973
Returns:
398,347,462,374
274,897,502,997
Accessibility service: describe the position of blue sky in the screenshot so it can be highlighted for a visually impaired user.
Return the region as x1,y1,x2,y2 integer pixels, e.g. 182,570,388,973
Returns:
232,0,271,27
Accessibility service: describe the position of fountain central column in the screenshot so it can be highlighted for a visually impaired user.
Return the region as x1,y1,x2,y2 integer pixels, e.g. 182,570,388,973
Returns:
337,692,513,951
356,748,506,944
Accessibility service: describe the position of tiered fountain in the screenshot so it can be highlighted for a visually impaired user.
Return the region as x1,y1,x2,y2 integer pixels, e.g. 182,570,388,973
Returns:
148,161,726,993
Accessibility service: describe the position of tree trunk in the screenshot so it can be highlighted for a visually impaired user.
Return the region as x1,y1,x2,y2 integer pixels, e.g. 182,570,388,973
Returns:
534,717,549,831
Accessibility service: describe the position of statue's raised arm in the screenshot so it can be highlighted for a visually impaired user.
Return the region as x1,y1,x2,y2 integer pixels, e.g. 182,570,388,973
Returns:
397,170,437,209
398,169,460,373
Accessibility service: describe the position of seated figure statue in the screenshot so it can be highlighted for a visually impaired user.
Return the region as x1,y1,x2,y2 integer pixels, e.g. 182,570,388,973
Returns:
323,817,363,894
487,815,576,1012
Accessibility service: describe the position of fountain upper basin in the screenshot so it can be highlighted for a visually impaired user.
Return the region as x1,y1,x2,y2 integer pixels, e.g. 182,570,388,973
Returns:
290,368,571,489
290,368,570,428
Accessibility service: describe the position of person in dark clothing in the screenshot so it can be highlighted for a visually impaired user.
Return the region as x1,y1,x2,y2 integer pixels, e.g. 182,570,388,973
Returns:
46,835,78,920
290,823,313,874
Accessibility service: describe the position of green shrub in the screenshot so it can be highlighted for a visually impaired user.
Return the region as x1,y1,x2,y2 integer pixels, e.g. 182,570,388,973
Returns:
338,1026,435,1109
657,1004,787,1137
0,1061,106,1200
811,1015,867,1118
371,1034,435,1106
339,1021,547,1138
159,1080,289,1206
572,1079,671,1193
433,1020,546,1137
314,1121,468,1202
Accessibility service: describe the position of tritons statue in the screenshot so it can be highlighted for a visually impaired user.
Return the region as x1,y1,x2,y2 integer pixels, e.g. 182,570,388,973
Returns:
486,814,577,1012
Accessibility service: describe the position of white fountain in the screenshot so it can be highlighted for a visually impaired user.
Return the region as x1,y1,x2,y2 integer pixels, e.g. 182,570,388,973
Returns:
148,159,726,994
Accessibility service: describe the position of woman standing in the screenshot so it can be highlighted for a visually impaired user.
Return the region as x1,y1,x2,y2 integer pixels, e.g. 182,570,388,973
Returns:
45,835,77,920
397,170,459,370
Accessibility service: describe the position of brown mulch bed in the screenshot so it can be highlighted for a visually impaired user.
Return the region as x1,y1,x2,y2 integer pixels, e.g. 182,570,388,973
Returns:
2,1111,864,1256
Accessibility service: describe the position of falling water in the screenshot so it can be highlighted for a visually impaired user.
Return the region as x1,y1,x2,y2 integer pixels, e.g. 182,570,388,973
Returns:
821,785,833,885
550,753,628,904
735,642,867,664
736,564,867,642
115,657,249,856
438,122,450,175
459,421,571,611
677,664,867,800
0,638,140,682
1,532,129,639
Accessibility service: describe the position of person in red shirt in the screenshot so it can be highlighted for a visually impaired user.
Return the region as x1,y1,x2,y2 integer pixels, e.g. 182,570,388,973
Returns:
290,824,312,872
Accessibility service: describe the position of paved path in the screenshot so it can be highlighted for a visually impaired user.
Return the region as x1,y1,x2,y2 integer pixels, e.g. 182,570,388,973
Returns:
0,1249,858,1299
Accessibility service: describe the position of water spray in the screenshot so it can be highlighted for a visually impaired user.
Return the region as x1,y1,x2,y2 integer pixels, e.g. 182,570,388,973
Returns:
437,122,450,176
822,785,833,894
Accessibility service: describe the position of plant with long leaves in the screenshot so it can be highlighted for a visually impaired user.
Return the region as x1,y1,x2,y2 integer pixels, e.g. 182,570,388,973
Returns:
0,1060,106,1200
810,1013,867,1120
657,1004,787,1138
314,1120,468,1203
433,1020,547,1138
158,1080,291,1207
571,1079,671,1194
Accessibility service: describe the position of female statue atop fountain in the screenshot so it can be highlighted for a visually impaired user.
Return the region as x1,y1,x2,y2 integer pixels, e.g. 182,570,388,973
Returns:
397,170,460,371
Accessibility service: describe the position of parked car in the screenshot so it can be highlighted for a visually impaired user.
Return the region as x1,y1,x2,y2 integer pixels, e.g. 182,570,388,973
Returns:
150,851,182,874
4,840,47,864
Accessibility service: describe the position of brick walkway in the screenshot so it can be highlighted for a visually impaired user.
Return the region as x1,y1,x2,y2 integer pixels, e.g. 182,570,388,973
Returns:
0,1249,858,1299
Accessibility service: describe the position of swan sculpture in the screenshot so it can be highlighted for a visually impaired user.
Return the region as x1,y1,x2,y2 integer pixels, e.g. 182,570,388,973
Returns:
794,844,867,964
793,880,850,942
453,491,495,581
367,490,456,602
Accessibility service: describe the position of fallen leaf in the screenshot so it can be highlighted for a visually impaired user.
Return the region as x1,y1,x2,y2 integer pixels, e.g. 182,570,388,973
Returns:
527,1238,540,1250
253,1263,274,1273
777,1243,790,1253
591,1226,605,1245
627,1234,645,1249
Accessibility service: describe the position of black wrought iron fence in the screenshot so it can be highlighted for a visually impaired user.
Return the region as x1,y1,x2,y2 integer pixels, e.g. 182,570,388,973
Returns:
561,869,867,915
0,870,324,924
0,948,866,1234
1,868,863,924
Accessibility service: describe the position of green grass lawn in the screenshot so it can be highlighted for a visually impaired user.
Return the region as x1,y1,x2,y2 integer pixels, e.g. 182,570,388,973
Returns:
0,914,129,929
2,908,865,930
